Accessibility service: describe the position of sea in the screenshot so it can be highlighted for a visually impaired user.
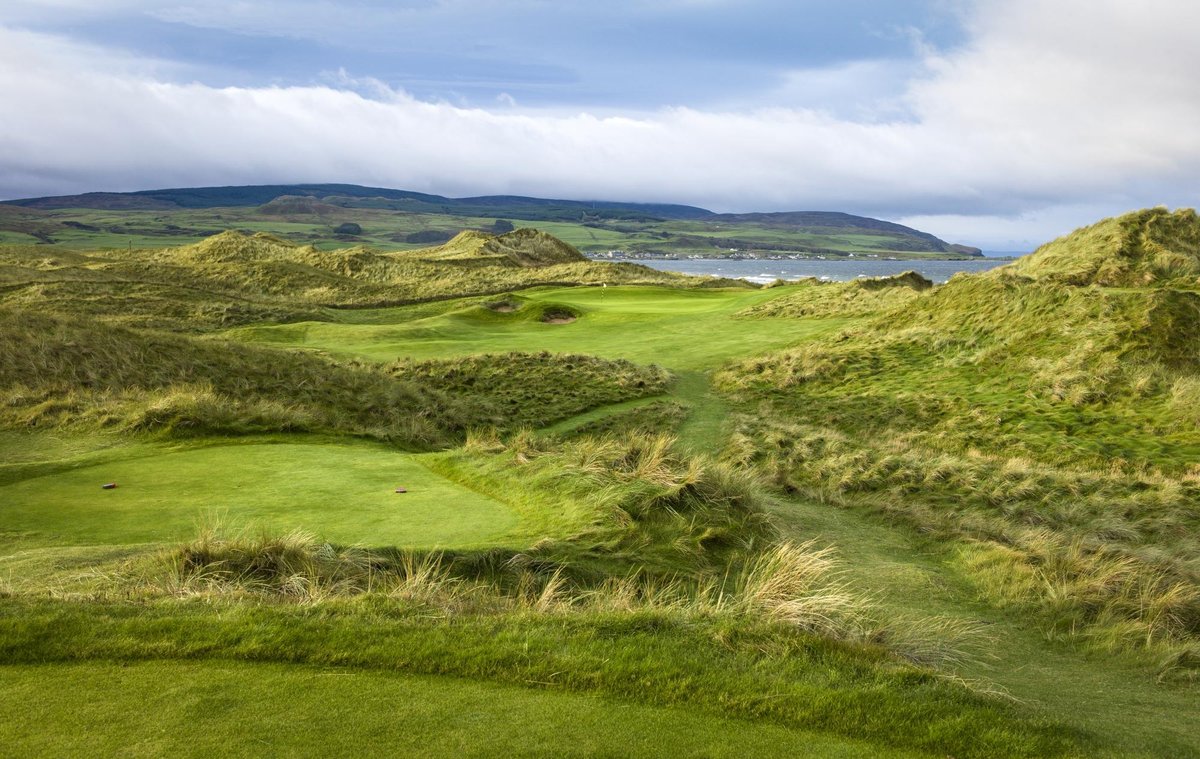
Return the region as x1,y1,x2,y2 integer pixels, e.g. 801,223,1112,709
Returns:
630,257,1013,284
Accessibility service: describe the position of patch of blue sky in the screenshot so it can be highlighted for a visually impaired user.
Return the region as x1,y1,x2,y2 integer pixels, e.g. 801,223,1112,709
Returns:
12,0,966,108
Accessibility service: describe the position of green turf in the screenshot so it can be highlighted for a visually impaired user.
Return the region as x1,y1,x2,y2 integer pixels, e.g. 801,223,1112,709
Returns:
233,285,845,369
232,285,842,454
0,440,518,548
0,662,930,759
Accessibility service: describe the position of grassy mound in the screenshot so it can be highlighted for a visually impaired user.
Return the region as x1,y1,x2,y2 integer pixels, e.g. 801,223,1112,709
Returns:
0,309,671,445
0,307,460,443
388,352,670,431
1000,207,1199,287
419,228,587,267
456,296,583,324
723,272,1200,469
739,272,934,318
256,195,342,216
559,400,691,439
0,229,704,330
437,431,774,579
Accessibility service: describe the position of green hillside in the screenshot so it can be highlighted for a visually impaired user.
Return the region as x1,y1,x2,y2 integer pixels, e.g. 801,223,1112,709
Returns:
719,208,1200,675
0,183,982,259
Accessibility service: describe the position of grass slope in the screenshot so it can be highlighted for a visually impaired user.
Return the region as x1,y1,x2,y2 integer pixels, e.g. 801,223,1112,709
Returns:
739,271,933,318
717,208,1200,672
0,305,670,448
1004,207,1199,287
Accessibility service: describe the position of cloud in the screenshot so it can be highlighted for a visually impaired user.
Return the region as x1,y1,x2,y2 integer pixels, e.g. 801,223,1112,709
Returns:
0,0,1197,248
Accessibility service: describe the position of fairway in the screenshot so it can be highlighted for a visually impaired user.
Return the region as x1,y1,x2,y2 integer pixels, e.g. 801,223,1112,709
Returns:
233,285,848,368
0,442,517,548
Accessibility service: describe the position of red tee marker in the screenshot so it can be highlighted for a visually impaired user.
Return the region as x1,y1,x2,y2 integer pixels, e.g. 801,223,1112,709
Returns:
101,483,118,490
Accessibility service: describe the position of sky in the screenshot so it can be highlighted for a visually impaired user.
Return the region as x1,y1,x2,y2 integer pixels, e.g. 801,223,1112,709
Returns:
0,1,1197,250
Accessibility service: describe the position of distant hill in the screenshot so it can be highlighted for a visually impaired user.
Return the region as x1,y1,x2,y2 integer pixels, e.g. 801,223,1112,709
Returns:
707,211,977,255
3,183,712,222
0,183,979,256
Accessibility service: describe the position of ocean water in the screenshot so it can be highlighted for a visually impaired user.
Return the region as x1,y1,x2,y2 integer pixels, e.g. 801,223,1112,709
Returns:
631,257,1011,284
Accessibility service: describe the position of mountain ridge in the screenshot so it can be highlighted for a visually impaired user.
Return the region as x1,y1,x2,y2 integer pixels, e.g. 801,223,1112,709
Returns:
2,183,713,221
0,183,979,255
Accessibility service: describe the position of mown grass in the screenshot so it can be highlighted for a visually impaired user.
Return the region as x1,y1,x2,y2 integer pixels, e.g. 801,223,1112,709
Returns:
760,482,1200,759
0,595,1083,759
232,284,844,370
0,661,926,759
0,440,518,549
0,429,1086,757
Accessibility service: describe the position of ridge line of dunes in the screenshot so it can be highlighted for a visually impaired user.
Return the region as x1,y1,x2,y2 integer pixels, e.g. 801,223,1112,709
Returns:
0,228,741,330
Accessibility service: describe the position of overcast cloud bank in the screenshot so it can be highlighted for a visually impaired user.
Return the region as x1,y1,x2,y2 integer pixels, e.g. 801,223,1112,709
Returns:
1,0,1197,248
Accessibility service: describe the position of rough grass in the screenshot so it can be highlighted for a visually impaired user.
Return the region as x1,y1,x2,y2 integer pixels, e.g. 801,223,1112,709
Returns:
739,271,933,318
0,423,1129,758
5,212,1197,755
0,593,1082,759
722,417,1200,675
716,212,1200,671
437,431,776,579
1003,207,1199,287
0,229,718,330
418,227,587,267
719,277,1200,471
0,471,1074,759
558,399,691,439
0,307,673,448
388,351,671,431
0,307,467,445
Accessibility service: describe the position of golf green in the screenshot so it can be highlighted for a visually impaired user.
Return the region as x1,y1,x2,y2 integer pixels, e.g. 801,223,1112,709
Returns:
0,442,518,548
